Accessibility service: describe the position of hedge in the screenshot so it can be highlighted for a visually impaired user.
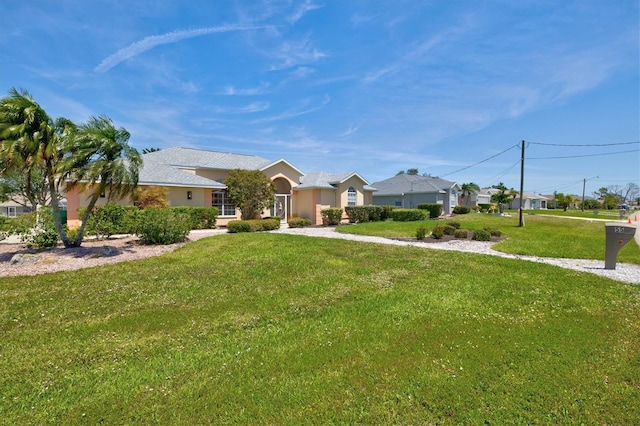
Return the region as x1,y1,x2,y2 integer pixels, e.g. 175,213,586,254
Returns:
344,205,384,223
288,217,312,228
227,218,280,233
136,208,191,244
390,208,428,222
321,208,343,226
452,206,471,214
166,206,218,229
417,203,443,218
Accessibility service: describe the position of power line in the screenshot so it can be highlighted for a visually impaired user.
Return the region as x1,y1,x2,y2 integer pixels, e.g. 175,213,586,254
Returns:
530,141,639,147
528,149,639,160
439,143,519,177
482,160,520,187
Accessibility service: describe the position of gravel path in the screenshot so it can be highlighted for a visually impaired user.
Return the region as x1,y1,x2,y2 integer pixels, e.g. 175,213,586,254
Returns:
272,227,640,285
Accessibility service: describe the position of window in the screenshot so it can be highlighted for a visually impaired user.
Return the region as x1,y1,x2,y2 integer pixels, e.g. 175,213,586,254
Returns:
212,191,236,216
347,187,356,206
7,206,16,218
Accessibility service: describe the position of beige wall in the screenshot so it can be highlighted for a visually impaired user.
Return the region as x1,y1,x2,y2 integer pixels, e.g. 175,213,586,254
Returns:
335,176,366,207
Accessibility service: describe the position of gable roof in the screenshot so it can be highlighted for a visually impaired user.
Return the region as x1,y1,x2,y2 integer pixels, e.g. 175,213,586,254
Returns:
139,147,278,188
371,174,458,196
142,147,273,170
297,171,376,191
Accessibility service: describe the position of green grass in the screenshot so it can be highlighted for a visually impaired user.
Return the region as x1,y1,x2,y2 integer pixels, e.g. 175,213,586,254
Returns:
338,213,640,264
1,233,639,424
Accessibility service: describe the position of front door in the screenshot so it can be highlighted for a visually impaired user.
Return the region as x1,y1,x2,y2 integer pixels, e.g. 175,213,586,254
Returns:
273,194,290,223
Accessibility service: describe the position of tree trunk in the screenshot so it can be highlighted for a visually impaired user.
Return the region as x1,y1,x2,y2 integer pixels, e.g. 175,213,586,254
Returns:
46,164,72,247
73,192,100,247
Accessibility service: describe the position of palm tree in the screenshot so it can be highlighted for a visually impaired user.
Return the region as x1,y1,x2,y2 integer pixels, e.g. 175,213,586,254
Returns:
460,182,480,206
64,115,141,246
0,88,71,241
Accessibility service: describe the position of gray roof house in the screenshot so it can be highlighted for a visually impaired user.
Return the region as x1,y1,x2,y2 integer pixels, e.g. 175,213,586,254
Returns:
66,147,375,226
371,174,461,214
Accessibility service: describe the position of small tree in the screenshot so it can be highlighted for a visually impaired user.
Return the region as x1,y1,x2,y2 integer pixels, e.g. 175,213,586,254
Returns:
490,183,510,213
136,186,169,209
225,169,276,220
554,193,575,211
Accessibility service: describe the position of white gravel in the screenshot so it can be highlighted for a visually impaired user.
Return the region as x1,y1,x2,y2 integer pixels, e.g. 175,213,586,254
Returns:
272,226,640,285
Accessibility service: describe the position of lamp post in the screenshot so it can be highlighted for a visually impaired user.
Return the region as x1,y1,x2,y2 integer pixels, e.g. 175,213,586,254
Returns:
582,176,599,212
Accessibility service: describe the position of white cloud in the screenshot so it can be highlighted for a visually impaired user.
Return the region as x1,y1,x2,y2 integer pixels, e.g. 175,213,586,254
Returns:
222,82,270,96
95,25,266,73
287,0,324,24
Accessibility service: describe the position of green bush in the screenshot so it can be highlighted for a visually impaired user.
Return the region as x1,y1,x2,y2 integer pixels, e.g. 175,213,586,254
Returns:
227,220,252,233
344,205,384,223
321,208,343,226
416,226,427,240
227,218,280,233
472,229,492,241
136,208,191,245
443,225,456,236
478,203,492,212
167,206,218,229
453,206,471,214
18,207,59,248
380,205,395,220
390,208,428,222
445,221,461,229
417,203,443,219
288,217,312,228
79,204,138,237
484,227,502,237
454,229,468,239
431,225,445,239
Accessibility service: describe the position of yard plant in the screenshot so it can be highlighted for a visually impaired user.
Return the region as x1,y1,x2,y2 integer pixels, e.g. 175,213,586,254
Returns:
1,233,639,424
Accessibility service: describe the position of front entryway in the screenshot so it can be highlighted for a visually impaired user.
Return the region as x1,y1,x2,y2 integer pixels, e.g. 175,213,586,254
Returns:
273,194,291,223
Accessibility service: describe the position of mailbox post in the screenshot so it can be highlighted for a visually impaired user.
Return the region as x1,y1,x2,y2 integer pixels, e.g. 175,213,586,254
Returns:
604,223,636,270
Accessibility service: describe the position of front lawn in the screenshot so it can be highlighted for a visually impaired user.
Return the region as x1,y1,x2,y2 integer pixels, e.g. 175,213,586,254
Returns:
1,233,639,424
337,213,640,264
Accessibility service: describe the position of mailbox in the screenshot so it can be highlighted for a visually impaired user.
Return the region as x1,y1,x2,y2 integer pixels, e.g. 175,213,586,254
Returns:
604,223,636,270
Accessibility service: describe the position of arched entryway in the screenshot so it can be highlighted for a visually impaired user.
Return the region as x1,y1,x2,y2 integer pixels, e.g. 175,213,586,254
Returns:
271,178,292,223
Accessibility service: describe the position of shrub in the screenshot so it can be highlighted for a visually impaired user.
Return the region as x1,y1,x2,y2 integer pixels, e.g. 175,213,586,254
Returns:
471,206,480,212
380,205,395,220
416,226,427,240
227,220,252,233
390,209,428,222
167,206,218,229
136,208,191,245
344,205,384,223
227,218,280,233
135,186,169,209
478,203,492,213
288,217,312,228
417,203,443,219
321,208,343,226
453,206,471,214
431,225,445,239
445,221,461,229
454,229,468,239
79,204,138,238
472,229,492,241
484,227,502,237
443,225,456,236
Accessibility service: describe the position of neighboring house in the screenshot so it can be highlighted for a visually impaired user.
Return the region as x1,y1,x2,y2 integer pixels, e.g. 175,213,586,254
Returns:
465,188,493,206
65,147,375,226
0,196,33,217
512,192,549,210
370,174,460,214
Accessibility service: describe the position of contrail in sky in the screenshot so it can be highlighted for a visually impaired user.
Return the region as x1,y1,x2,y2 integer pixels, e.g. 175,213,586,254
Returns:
95,25,265,73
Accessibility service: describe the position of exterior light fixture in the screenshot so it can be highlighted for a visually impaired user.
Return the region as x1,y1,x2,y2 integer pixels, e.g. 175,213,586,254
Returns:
187,191,192,200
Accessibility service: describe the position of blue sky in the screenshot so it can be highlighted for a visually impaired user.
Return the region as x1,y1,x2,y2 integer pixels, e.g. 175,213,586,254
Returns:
1,0,638,197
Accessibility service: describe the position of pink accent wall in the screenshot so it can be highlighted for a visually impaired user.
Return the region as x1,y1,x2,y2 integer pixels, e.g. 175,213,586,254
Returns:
66,186,80,220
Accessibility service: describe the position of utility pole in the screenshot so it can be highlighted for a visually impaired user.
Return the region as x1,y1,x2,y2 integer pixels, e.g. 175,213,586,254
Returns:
519,140,525,227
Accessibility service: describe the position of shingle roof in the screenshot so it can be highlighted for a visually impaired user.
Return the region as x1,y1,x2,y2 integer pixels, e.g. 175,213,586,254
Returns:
297,171,375,190
138,147,275,188
371,174,457,196
142,147,273,170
